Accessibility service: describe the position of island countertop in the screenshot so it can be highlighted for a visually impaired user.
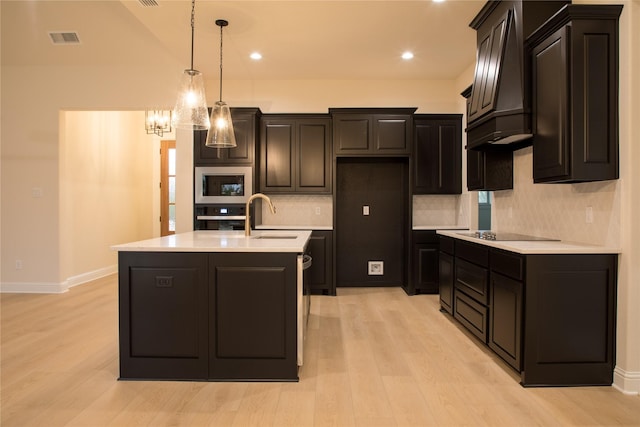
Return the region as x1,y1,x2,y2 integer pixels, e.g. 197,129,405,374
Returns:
112,230,312,253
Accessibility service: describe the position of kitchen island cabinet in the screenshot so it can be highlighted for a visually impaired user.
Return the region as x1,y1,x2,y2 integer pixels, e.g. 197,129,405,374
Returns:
437,231,618,387
114,230,311,382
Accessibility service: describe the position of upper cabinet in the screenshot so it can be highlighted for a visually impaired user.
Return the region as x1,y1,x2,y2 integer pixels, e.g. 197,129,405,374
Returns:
259,115,332,194
330,108,416,156
466,1,569,149
194,108,261,166
413,114,462,194
528,5,622,183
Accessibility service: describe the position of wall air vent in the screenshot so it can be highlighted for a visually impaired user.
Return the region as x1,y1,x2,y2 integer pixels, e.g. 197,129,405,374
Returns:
48,32,80,44
138,0,159,6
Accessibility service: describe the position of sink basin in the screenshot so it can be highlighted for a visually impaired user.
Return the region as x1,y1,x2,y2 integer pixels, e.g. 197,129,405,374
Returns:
252,235,298,239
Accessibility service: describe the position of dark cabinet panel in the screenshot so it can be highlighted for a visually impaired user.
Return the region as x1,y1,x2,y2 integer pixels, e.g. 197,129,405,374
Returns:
438,251,454,314
454,290,488,343
411,230,439,294
260,116,331,193
331,108,415,156
466,149,513,191
209,253,298,381
307,230,334,295
489,272,523,371
413,115,462,194
118,252,209,380
529,5,622,183
194,108,260,166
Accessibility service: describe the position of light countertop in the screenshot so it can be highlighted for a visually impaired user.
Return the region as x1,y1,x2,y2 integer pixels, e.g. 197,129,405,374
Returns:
413,225,470,231
256,225,333,231
112,230,312,253
437,230,620,255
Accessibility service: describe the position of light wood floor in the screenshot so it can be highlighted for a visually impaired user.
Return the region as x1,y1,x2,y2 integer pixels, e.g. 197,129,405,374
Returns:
2,275,639,427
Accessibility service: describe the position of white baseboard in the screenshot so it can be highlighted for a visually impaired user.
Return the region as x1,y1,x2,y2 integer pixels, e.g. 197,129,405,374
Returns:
1,265,117,294
613,366,640,395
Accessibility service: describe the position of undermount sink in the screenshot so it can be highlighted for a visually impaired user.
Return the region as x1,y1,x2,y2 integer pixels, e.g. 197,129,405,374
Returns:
252,235,298,239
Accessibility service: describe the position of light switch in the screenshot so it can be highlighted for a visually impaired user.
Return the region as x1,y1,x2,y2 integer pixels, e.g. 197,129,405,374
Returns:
363,205,370,216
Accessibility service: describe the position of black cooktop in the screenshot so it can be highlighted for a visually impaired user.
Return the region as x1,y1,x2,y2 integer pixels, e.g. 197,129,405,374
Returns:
460,231,560,241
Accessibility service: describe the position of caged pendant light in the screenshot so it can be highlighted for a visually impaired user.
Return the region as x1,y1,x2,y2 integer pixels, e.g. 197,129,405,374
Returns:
205,19,237,148
172,0,210,130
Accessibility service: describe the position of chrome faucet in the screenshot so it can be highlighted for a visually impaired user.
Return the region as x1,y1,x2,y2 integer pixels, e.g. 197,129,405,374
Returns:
245,193,276,236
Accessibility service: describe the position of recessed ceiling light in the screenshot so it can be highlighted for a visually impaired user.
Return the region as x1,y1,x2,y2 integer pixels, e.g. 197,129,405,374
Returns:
402,51,414,60
250,52,262,60
433,0,446,3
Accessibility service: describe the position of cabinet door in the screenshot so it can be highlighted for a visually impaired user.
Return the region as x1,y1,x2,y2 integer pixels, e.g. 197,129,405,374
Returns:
413,243,439,294
532,26,570,182
297,119,331,193
489,272,523,371
333,114,371,153
414,116,462,194
260,120,295,192
374,115,411,154
467,149,513,191
307,230,334,295
118,252,209,380
194,110,257,165
439,251,454,314
468,9,512,123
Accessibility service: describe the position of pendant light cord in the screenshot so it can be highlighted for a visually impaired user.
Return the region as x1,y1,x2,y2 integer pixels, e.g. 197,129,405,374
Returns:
190,0,195,71
219,22,224,102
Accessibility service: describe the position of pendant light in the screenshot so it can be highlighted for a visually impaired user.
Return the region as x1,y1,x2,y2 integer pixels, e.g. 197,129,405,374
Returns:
145,110,172,136
205,19,237,148
172,0,210,130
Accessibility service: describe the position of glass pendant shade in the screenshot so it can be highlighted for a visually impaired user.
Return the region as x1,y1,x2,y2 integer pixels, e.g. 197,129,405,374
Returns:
172,69,210,130
205,101,237,148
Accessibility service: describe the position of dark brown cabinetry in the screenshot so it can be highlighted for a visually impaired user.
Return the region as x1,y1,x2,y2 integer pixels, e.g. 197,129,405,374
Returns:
413,115,462,194
466,1,569,148
439,236,618,386
194,108,261,165
410,230,439,295
259,115,331,193
306,230,334,295
118,251,300,381
466,149,513,191
438,236,455,314
528,5,622,183
330,108,415,156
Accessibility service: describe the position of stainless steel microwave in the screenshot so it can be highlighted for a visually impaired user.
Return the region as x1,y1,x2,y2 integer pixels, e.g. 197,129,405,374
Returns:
194,166,253,204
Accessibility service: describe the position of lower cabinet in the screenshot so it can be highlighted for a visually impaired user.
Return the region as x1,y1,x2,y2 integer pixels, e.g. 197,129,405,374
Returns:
118,251,300,381
411,230,439,294
438,237,454,314
439,237,618,386
306,230,334,295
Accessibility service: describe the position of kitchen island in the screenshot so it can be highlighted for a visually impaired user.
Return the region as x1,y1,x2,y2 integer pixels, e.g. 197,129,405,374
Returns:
112,230,312,382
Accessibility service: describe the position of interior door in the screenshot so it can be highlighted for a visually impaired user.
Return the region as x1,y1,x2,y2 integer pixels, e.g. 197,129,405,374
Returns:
336,158,408,287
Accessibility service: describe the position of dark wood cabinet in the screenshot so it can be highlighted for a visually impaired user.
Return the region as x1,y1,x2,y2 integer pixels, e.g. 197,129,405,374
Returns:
307,230,334,295
413,115,462,194
118,252,209,380
466,148,513,191
438,235,618,386
330,108,415,156
410,230,439,295
194,108,261,166
259,115,331,193
528,5,622,183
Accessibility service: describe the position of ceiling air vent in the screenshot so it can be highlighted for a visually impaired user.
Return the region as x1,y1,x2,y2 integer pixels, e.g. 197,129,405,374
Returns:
138,0,159,6
49,32,80,44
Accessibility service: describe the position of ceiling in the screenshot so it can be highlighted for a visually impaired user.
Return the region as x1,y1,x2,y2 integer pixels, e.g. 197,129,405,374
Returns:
1,0,483,82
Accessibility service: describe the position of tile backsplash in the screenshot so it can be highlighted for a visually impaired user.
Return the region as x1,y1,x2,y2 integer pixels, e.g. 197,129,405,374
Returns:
412,194,469,228
259,194,333,227
493,147,620,247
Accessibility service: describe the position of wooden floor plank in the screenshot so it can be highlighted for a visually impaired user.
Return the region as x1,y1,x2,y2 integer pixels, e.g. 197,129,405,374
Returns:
2,278,640,426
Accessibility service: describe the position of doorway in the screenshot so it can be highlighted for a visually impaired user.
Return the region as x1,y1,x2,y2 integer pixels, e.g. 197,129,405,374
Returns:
335,157,409,287
160,140,176,236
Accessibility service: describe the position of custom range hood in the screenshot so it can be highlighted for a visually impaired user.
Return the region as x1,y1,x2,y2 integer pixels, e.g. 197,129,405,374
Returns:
465,0,569,149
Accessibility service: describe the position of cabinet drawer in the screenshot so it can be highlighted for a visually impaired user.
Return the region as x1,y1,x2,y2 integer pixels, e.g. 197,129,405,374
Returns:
439,236,454,255
455,241,489,267
491,250,524,281
454,291,488,343
455,258,488,304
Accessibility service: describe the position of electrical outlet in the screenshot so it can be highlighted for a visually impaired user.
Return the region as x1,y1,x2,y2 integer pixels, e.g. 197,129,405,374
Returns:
508,206,513,219
586,206,594,223
31,187,43,198
15,260,23,270
315,207,321,215
363,205,370,216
